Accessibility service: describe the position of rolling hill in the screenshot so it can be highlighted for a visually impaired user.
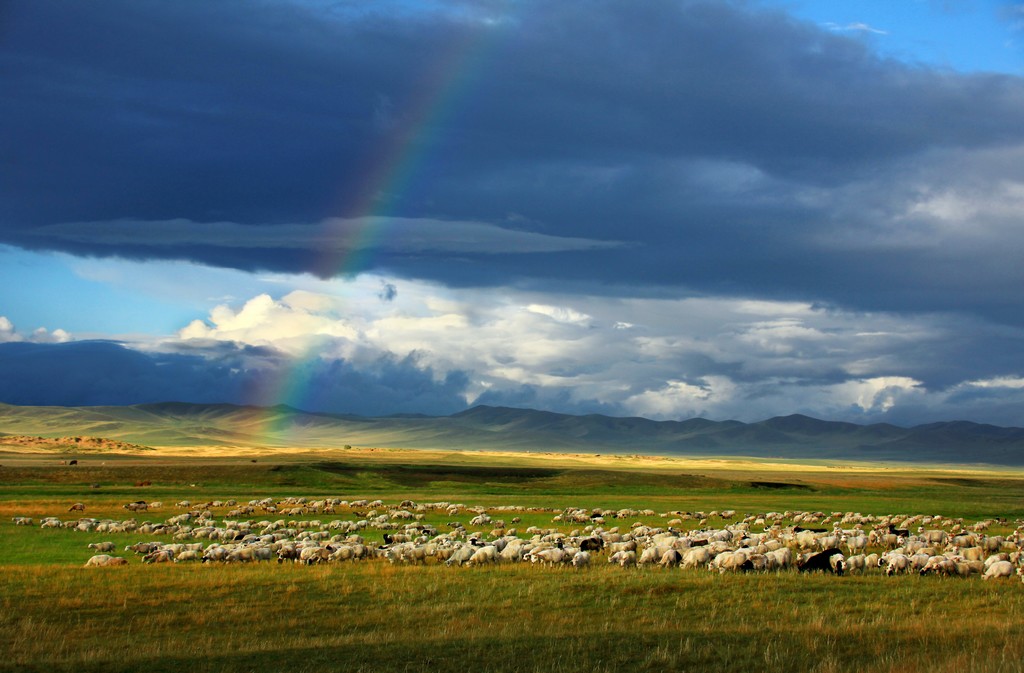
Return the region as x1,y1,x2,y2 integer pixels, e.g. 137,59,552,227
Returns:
2,402,1024,465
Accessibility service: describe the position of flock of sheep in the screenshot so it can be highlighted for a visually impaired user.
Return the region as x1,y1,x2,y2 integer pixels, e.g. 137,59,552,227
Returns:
13,497,1024,583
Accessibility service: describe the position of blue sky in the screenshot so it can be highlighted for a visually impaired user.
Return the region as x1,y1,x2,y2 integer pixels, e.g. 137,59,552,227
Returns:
3,0,1024,425
788,1,1022,74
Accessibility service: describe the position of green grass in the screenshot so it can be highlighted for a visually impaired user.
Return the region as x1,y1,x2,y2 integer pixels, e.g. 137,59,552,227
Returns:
3,451,1024,672
2,563,1024,673
4,457,1024,519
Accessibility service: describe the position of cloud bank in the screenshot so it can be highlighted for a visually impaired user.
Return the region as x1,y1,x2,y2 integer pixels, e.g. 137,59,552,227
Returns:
6,270,1023,424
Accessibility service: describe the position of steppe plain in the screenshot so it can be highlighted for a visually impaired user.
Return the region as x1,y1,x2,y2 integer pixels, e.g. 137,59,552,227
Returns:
3,407,1024,673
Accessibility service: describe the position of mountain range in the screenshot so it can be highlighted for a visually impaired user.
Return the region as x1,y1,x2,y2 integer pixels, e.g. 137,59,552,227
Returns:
2,402,1024,465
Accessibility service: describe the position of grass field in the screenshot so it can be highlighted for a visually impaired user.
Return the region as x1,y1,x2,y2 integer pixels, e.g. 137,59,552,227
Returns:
3,448,1024,673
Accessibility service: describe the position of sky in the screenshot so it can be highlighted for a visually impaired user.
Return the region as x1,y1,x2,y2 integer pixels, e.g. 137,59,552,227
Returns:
2,0,1024,426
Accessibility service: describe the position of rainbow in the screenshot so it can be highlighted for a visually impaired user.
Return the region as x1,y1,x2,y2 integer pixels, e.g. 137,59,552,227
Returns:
315,17,499,279
251,13,506,440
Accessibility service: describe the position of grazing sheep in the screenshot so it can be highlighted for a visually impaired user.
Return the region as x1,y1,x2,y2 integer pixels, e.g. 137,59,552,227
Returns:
203,546,231,563
658,549,682,568
713,550,750,573
982,561,1015,581
637,546,662,566
681,547,712,569
769,547,793,569
125,542,161,555
571,551,591,569
919,529,948,546
798,549,845,575
957,546,986,562
844,554,868,574
298,547,330,565
143,550,174,564
88,541,116,553
920,557,955,576
530,547,569,566
445,545,477,567
328,545,356,562
84,554,128,567
469,514,492,527
466,545,499,566
883,553,911,576
793,530,818,550
843,535,868,555
746,554,774,572
607,540,637,555
608,550,637,568
984,554,1010,568
982,536,1007,554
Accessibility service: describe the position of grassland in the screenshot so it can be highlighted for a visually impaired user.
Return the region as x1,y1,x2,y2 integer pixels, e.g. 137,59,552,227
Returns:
3,447,1024,673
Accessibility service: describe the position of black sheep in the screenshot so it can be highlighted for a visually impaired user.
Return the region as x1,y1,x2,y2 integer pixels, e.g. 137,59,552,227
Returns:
887,524,910,537
798,548,845,575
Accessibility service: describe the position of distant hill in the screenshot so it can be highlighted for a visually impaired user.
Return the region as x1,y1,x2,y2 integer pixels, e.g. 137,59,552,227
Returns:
1,402,1023,465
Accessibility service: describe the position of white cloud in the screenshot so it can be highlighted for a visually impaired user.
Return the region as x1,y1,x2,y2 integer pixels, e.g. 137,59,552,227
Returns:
165,277,1002,421
0,317,72,344
525,304,592,325
179,292,360,357
736,318,828,355
818,144,1024,254
623,377,737,419
905,181,1024,229
831,376,923,413
824,21,888,35
0,317,15,342
964,376,1024,390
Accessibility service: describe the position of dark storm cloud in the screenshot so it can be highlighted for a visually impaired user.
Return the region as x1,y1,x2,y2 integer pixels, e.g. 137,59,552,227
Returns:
0,341,469,416
3,0,1024,320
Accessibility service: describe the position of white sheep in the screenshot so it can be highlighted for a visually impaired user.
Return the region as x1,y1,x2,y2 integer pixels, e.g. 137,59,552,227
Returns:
87,541,116,553
466,545,498,566
843,534,868,555
982,560,1015,580
884,553,911,576
681,547,711,569
957,546,986,562
84,554,128,567
658,549,682,568
844,554,867,574
712,550,749,573
530,547,568,566
445,545,477,567
298,546,330,565
637,546,662,566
